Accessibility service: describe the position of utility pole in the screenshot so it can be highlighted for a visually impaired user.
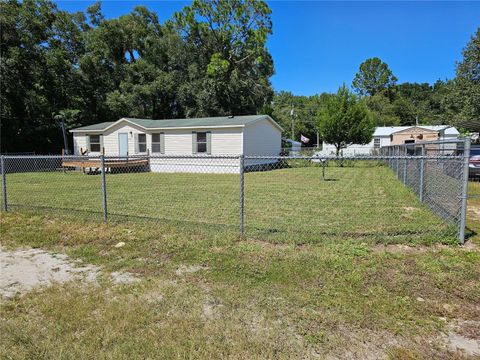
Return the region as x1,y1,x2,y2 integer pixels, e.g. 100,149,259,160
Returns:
55,114,69,155
290,107,295,140
60,119,69,154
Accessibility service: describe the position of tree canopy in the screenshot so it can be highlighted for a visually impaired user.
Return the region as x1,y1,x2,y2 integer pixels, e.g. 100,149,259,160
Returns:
453,28,480,129
317,86,375,155
0,0,274,153
352,57,398,96
1,1,478,154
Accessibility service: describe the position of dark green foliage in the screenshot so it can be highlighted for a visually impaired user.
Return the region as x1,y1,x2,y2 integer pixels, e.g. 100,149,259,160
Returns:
0,0,274,153
351,47,480,129
453,28,480,128
352,57,398,96
1,1,478,154
270,91,326,142
318,86,375,155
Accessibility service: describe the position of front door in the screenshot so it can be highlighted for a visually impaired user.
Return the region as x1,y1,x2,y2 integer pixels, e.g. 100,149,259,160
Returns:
118,133,128,156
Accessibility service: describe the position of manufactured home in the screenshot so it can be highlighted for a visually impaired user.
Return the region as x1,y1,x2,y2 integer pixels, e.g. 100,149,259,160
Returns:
70,115,283,173
319,125,460,156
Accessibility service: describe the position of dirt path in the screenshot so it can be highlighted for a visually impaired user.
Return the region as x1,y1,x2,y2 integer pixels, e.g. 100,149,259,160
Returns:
0,247,137,299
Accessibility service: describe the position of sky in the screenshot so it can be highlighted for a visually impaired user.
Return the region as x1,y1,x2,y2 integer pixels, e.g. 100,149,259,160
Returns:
56,1,480,96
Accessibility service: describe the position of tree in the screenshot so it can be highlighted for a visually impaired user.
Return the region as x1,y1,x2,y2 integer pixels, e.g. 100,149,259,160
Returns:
352,57,397,96
365,93,400,126
173,0,274,116
318,86,375,156
454,27,480,127
0,0,88,153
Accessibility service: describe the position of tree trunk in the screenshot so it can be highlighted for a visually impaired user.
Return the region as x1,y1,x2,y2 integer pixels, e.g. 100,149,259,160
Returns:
335,145,341,157
335,145,344,167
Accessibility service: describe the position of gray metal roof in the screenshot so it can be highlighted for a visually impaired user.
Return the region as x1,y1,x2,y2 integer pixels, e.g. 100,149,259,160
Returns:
73,121,116,131
71,115,281,132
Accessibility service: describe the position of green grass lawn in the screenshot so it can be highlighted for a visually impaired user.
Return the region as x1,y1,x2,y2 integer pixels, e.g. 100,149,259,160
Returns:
0,176,479,358
1,208,479,358
3,164,459,245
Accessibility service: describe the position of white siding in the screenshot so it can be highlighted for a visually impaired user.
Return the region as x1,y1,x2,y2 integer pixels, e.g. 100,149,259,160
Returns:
161,128,243,155
102,122,146,156
210,129,243,155
72,118,283,173
149,157,240,174
243,119,281,156
149,127,242,173
242,119,281,167
320,136,390,156
73,133,88,155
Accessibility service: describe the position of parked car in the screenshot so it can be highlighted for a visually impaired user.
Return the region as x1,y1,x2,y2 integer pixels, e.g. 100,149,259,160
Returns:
469,154,480,180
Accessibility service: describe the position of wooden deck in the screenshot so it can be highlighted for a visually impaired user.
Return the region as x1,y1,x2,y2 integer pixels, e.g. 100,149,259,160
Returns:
62,158,149,172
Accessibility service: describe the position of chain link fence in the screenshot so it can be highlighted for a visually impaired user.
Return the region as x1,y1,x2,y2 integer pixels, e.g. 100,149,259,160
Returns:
0,139,471,244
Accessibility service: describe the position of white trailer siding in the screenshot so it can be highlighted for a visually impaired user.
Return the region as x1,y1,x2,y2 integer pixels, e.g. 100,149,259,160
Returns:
149,157,240,174
320,136,390,156
102,122,146,156
243,119,281,167
150,128,242,173
73,133,88,154
243,120,281,155
71,116,283,173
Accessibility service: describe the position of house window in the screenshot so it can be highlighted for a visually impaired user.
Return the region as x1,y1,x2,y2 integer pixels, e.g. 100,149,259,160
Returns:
137,134,147,153
196,132,207,153
89,135,101,152
192,131,211,154
373,138,381,149
152,133,163,154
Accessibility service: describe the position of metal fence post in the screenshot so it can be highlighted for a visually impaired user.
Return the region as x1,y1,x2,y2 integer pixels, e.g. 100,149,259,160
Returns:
1,156,7,211
459,138,471,244
396,146,400,178
100,155,108,223
419,144,425,202
403,146,408,185
239,154,245,237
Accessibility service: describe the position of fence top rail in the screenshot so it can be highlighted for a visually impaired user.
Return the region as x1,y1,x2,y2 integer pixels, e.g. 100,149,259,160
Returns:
245,155,463,160
1,154,465,161
2,154,242,160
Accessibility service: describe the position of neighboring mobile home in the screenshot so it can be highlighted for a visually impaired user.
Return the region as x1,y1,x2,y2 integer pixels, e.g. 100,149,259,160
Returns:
70,115,283,173
319,125,460,156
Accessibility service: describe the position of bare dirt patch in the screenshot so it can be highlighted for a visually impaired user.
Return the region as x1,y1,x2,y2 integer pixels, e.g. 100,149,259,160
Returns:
0,247,139,299
467,204,480,221
202,296,224,320
175,264,209,276
110,271,140,285
441,319,480,357
372,242,478,254
0,247,99,299
372,244,429,254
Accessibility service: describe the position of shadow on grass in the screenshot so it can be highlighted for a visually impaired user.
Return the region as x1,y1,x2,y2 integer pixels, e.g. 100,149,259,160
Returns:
7,204,240,236
7,204,460,246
